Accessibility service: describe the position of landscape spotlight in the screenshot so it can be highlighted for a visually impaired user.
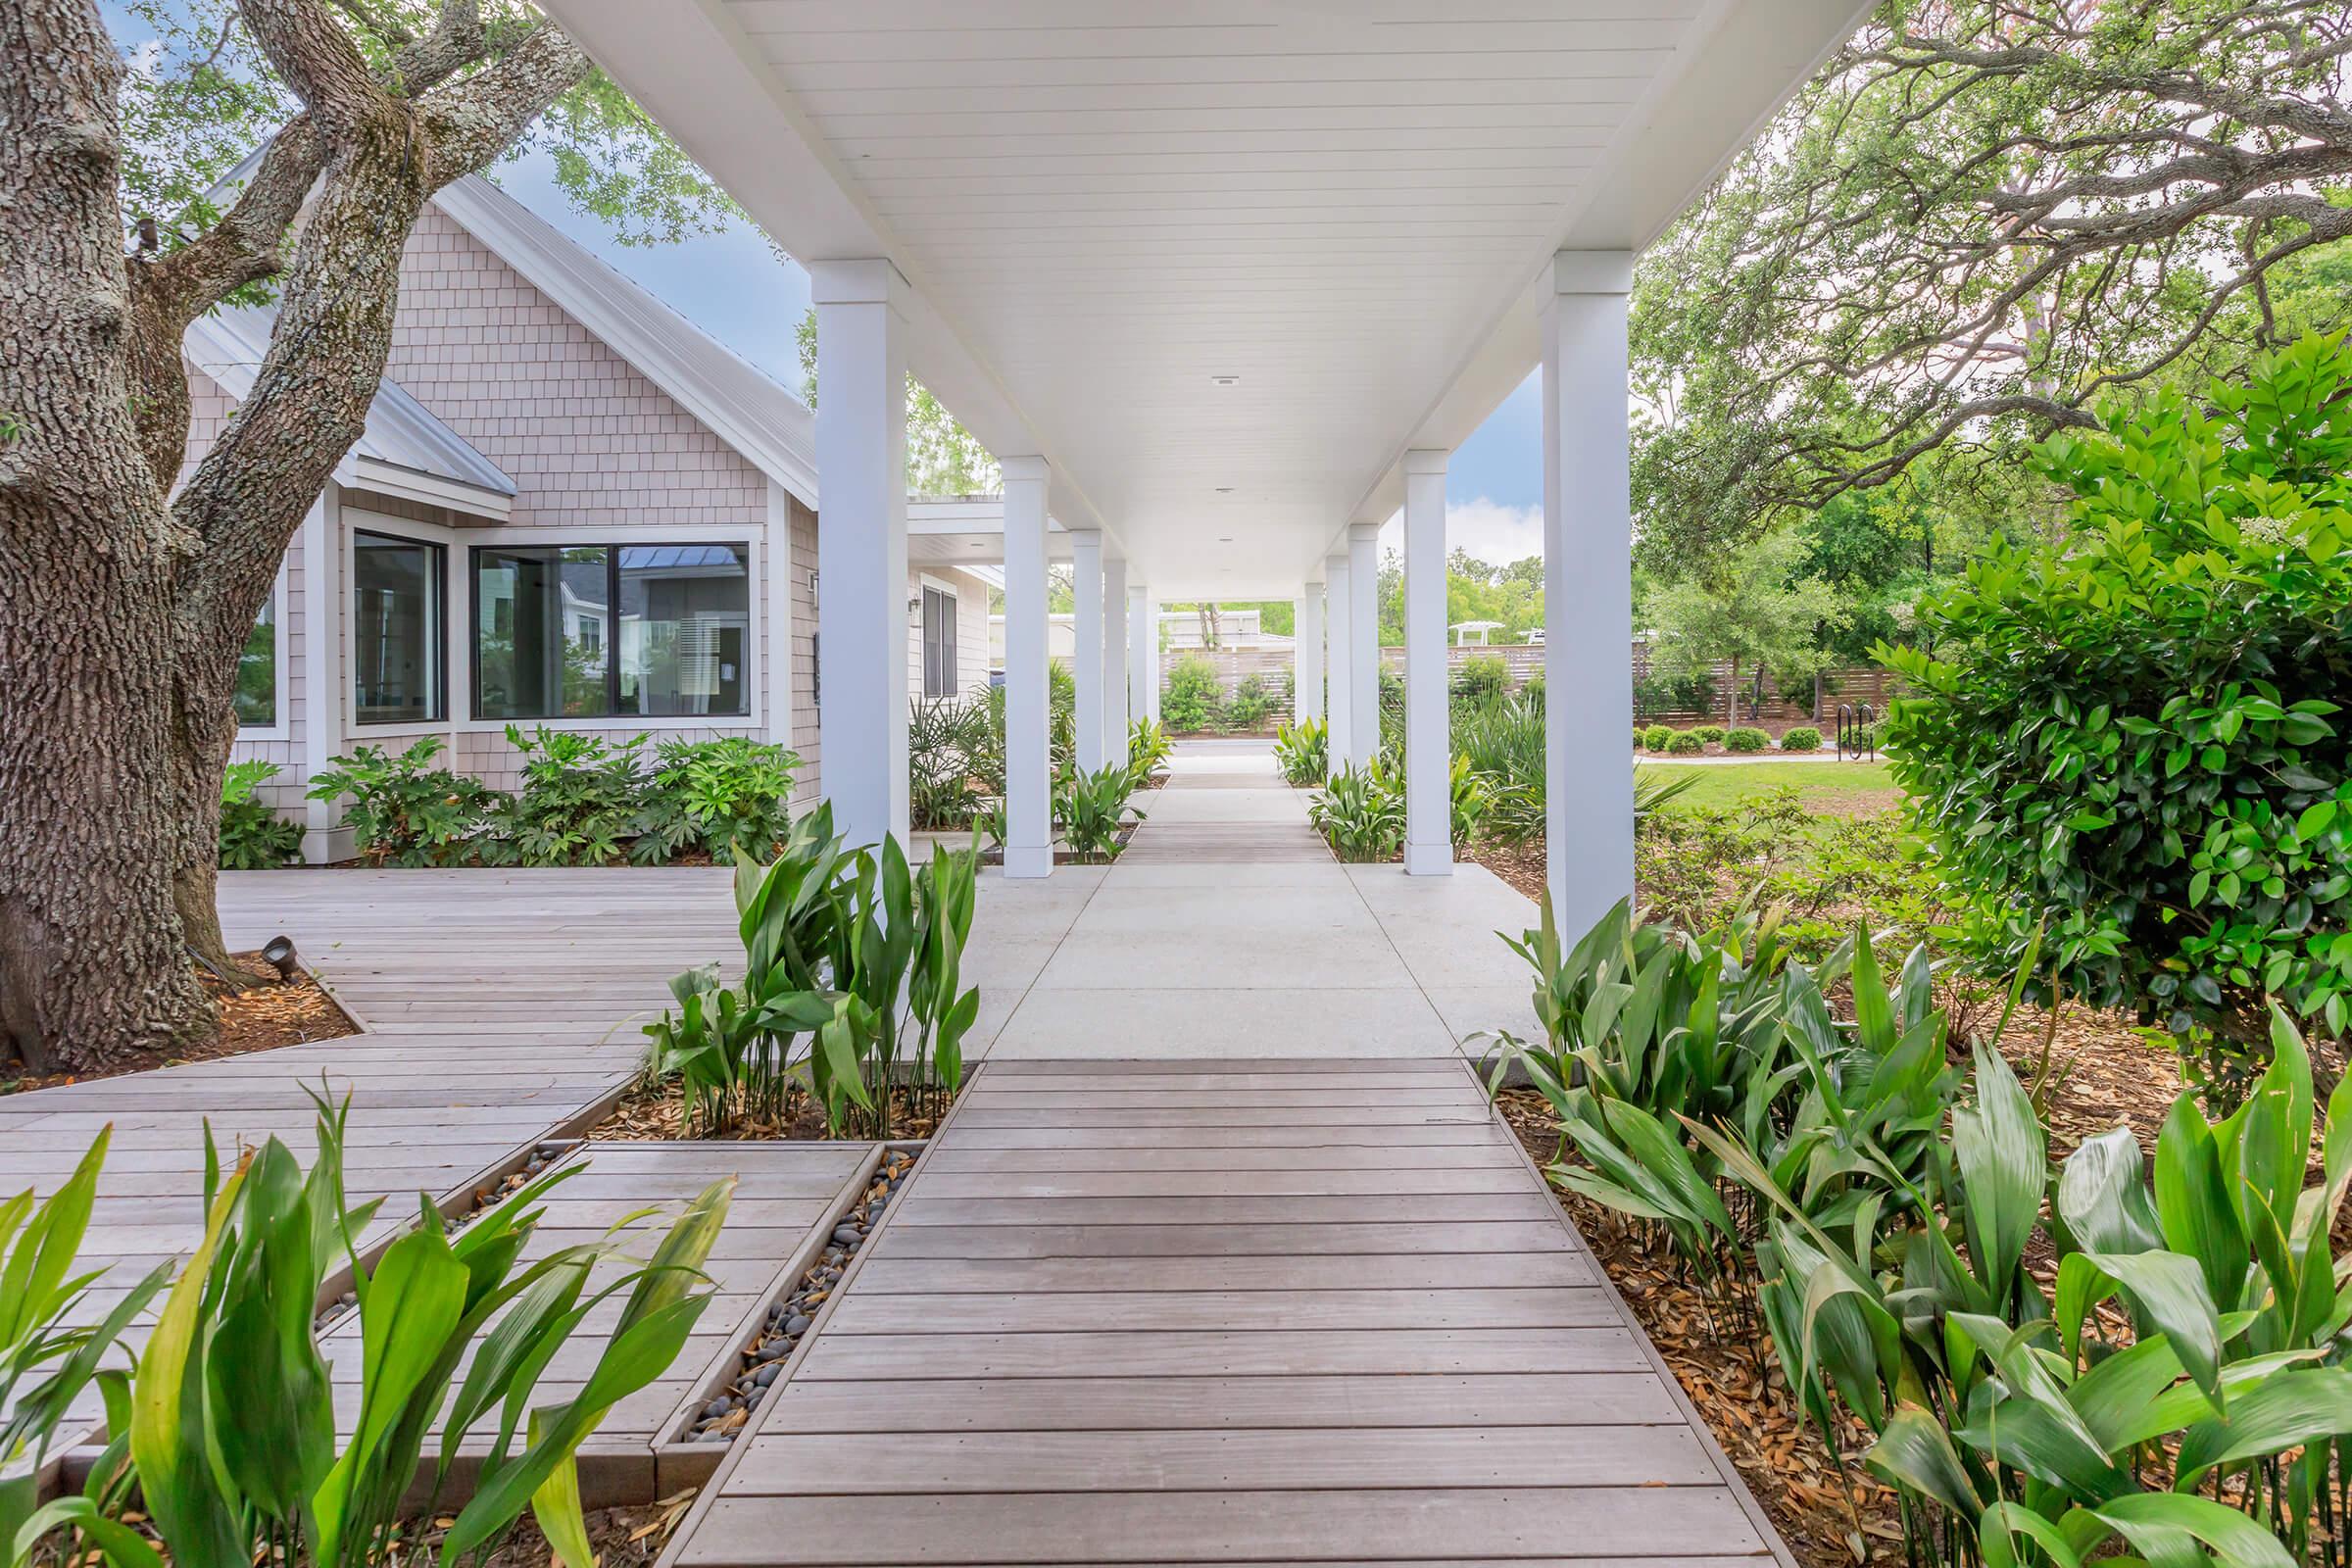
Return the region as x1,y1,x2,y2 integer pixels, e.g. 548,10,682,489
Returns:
261,934,301,982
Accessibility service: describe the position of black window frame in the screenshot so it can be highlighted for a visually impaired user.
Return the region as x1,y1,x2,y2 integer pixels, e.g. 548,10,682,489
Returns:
351,529,447,726
468,541,752,721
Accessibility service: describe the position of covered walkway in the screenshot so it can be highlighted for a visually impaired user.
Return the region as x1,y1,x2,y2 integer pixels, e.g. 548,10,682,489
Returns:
984,740,1540,1057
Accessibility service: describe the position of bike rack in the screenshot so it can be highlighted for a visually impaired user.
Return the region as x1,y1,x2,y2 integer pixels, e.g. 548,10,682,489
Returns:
1837,702,1877,760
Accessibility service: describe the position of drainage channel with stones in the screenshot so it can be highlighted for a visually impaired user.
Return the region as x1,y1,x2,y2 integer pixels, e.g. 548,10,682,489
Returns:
685,1147,919,1444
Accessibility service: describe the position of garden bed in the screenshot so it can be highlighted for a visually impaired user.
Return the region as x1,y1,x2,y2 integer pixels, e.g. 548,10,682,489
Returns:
2,950,358,1093
596,1081,954,1143
1497,1089,1902,1568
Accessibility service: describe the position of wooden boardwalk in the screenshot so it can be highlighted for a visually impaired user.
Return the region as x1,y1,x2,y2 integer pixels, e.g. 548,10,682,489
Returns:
1,869,734,1277
664,1058,1789,1568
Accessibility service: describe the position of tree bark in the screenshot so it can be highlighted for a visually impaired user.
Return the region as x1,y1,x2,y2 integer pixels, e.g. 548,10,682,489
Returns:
1726,655,1741,729
0,0,213,1071
2,0,588,1072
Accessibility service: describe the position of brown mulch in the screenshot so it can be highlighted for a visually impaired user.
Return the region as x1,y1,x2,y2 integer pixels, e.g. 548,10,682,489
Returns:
595,1079,950,1142
1496,1091,1905,1567
1466,839,1547,902
440,1490,699,1568
2,951,358,1094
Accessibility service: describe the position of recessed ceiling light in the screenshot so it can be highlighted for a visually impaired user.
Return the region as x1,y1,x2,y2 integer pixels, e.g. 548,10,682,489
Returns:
1214,486,1234,494
1218,536,1234,543
1210,374,1241,387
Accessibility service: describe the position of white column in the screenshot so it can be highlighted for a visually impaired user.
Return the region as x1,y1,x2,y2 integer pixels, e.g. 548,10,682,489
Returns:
1544,251,1637,928
299,488,344,864
1102,553,1129,754
811,260,910,848
1069,528,1104,772
1294,585,1323,726
1127,583,1153,723
1323,551,1353,769
1347,521,1380,768
1000,457,1054,878
1402,451,1451,875
1143,594,1161,723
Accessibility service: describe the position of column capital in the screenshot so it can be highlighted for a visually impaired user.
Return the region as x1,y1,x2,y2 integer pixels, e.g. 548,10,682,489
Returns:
808,258,911,309
1067,527,1103,549
998,454,1051,483
1346,521,1382,543
1551,249,1635,296
1403,448,1450,476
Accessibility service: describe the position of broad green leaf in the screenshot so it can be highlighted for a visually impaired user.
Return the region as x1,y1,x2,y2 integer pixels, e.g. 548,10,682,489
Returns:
2092,1493,2297,1568
2083,1250,2225,1404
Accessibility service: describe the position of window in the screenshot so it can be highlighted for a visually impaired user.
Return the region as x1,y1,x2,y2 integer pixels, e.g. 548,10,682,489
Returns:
353,532,445,723
472,543,749,719
234,594,276,727
921,583,958,698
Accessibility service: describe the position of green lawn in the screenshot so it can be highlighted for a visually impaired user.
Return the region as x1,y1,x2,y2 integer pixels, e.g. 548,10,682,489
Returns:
1638,760,1900,816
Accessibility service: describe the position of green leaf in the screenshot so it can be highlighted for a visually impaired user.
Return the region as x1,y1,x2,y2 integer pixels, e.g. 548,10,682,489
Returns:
2082,1249,2226,1405
1952,1046,2047,1298
2092,1493,2297,1568
2174,1365,2352,1488
1866,1406,1981,1517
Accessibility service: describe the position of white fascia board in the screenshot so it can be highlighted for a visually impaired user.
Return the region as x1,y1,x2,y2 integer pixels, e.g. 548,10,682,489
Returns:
531,0,1119,552
342,457,513,521
1332,0,1877,551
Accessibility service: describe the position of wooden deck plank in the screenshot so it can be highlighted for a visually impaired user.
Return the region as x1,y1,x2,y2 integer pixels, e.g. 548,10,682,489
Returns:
728,1425,1722,1493
820,1287,1619,1334
676,1490,1769,1566
766,1373,1686,1432
843,1251,1596,1293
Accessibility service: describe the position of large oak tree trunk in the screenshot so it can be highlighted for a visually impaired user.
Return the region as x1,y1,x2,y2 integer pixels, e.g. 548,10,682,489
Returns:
0,0,212,1071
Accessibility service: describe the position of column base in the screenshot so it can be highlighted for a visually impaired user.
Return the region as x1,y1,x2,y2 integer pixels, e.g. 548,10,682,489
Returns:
1403,841,1454,876
1001,843,1054,879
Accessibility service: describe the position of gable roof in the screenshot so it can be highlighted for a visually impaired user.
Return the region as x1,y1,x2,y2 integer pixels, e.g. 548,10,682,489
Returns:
190,147,819,514
182,304,517,518
430,174,818,510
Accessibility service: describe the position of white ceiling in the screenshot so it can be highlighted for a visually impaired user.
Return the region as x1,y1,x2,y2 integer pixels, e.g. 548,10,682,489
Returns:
537,0,1867,597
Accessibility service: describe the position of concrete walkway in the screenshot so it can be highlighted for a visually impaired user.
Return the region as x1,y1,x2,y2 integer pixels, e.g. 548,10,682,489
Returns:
982,739,1542,1058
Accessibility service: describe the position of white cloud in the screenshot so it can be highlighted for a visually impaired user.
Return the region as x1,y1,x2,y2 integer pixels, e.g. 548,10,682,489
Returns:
1376,496,1544,566
1446,497,1544,564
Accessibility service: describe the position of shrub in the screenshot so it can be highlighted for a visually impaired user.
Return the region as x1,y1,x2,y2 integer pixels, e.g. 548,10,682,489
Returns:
1447,754,1491,851
1054,762,1143,862
308,737,504,866
1632,668,1713,719
1778,725,1821,752
1273,716,1328,786
635,736,798,862
1308,760,1403,862
501,725,649,865
1690,724,1727,745
1159,655,1224,733
1723,726,1770,753
1666,730,1705,756
1452,654,1508,699
1642,723,1673,752
1884,333,2352,1096
218,760,303,869
1226,671,1274,730
907,695,994,830
1126,717,1172,790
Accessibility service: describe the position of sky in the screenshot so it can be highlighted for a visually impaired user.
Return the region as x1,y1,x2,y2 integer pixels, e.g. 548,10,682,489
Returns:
494,152,1550,571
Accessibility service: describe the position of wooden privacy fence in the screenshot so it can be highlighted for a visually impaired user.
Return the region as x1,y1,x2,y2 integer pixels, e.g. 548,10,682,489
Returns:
1148,644,1894,725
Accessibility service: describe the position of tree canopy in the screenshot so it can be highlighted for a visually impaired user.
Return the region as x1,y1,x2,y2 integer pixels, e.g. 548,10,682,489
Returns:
1631,0,2352,575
